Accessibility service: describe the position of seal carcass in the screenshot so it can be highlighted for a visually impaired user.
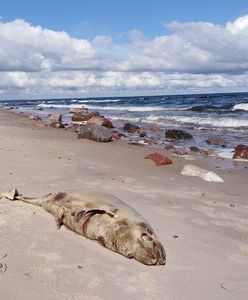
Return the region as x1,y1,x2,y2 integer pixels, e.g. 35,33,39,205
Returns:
1,189,166,265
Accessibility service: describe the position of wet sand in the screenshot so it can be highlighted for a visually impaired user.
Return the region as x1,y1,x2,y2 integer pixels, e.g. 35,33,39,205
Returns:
0,109,247,300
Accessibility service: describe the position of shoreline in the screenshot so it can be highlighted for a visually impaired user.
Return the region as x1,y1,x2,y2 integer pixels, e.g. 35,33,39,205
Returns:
0,108,248,299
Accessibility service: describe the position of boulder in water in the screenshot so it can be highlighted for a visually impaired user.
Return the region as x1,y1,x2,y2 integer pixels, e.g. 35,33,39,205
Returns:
149,125,161,132
206,136,227,146
69,107,88,114
190,146,201,152
165,130,193,140
123,123,140,133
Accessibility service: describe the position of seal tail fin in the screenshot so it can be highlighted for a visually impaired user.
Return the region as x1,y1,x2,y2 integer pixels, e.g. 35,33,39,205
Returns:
1,188,51,207
15,195,47,207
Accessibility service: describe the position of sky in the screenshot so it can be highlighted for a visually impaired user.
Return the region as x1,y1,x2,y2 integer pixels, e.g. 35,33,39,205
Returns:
0,0,248,99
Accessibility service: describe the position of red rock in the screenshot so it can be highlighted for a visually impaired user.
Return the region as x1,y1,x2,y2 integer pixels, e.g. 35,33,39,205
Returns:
111,133,120,141
87,117,113,128
233,144,248,159
149,125,161,132
145,152,172,166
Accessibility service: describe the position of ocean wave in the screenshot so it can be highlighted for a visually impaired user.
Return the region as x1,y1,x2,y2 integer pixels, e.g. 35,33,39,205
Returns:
37,103,191,112
187,104,233,112
37,104,166,111
146,115,248,128
37,104,85,108
232,103,248,111
78,99,122,103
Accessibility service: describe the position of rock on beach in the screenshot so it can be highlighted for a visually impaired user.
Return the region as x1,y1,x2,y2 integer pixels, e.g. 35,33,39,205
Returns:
233,144,248,160
78,124,112,142
181,164,224,182
48,114,62,123
145,153,172,166
87,116,113,129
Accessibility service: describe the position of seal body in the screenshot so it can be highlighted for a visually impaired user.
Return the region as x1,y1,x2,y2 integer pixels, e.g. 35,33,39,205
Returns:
3,190,166,265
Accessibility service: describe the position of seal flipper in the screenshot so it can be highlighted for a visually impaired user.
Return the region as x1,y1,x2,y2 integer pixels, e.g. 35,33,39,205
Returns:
1,188,52,207
55,207,65,229
0,188,19,200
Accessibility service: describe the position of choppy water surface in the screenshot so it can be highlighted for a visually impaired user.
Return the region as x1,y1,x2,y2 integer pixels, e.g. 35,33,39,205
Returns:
1,92,248,156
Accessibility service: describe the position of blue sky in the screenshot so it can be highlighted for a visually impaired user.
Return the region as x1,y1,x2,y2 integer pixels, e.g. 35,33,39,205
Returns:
0,1,248,98
1,0,248,39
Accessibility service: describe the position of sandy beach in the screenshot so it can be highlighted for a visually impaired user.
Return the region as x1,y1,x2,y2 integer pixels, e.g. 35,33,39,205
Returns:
0,109,248,300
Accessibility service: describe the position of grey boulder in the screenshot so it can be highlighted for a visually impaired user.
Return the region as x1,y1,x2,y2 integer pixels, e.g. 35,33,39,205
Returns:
78,124,112,142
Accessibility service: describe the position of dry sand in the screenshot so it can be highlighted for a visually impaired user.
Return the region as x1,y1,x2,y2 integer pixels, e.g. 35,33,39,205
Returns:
0,109,247,300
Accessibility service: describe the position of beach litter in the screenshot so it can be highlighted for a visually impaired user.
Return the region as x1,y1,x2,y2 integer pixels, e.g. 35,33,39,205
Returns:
181,164,224,182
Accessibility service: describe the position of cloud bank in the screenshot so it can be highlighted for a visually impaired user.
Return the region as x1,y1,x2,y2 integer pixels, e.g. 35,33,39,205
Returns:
0,16,248,98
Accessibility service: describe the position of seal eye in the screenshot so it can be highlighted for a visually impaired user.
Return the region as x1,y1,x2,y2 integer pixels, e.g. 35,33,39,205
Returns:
141,233,152,241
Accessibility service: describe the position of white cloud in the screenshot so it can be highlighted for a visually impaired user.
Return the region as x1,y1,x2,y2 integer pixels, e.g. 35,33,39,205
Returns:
0,16,248,98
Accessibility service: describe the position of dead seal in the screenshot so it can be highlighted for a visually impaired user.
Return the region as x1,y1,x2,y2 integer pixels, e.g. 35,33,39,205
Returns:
1,189,166,265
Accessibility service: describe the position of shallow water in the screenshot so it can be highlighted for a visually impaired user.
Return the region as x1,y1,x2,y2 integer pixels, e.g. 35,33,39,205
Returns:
1,92,248,151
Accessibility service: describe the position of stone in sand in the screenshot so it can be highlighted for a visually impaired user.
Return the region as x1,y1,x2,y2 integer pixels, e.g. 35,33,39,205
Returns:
29,115,42,121
233,144,248,160
181,164,224,182
145,153,172,166
78,124,112,142
50,121,65,129
48,114,62,123
165,129,193,140
1,189,166,265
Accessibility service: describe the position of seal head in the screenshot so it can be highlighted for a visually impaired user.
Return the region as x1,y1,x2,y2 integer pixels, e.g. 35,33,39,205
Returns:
111,220,166,265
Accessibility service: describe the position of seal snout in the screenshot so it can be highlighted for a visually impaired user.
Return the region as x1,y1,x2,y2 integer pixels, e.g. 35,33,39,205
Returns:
153,242,166,265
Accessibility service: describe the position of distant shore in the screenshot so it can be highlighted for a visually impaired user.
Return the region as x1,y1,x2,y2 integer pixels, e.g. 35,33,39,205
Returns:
0,108,248,300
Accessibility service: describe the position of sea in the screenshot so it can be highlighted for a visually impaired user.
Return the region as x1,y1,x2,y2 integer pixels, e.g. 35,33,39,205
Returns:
1,92,248,158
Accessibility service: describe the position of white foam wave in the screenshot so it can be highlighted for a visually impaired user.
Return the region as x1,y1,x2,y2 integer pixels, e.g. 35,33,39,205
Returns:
77,99,122,104
37,103,166,111
232,103,248,111
37,102,191,112
146,115,248,128
37,104,85,108
109,116,142,122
